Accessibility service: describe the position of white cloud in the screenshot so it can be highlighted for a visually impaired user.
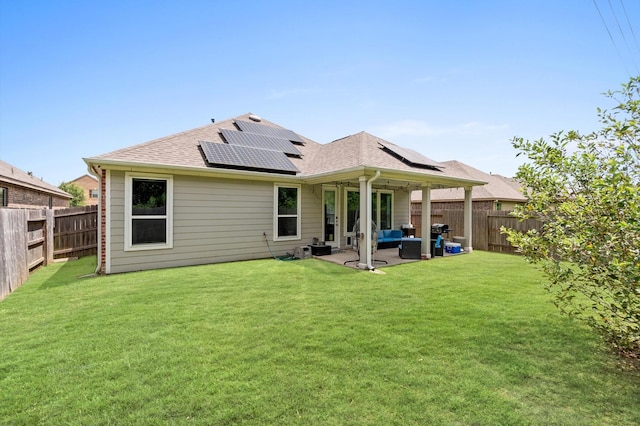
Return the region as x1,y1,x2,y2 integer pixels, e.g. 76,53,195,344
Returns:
267,87,315,100
373,119,509,139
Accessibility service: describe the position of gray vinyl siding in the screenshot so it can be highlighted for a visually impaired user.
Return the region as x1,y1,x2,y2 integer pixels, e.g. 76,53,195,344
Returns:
107,171,321,274
392,189,411,229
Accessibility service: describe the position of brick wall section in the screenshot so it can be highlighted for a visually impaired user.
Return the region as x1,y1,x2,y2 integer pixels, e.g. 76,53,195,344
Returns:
99,169,106,273
1,182,70,209
408,200,497,212
430,200,495,211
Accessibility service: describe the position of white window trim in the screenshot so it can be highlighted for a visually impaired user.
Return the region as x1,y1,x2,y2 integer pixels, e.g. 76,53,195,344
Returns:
124,172,173,251
273,183,301,241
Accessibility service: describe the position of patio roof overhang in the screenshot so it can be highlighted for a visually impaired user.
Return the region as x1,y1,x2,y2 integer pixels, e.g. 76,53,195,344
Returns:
300,166,487,189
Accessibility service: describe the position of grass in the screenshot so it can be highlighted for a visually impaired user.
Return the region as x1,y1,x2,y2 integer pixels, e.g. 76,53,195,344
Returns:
1,252,638,425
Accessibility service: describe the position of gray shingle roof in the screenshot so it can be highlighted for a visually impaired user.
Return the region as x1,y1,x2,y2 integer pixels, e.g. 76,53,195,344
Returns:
89,113,322,173
411,160,525,202
0,160,72,198
85,113,485,187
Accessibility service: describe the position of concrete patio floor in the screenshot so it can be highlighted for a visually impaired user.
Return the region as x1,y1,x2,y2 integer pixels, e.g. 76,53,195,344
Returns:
312,246,467,269
312,247,423,268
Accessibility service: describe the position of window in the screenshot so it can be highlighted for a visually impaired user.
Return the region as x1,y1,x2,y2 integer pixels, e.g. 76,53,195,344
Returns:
90,189,99,198
344,188,393,234
274,184,300,240
346,190,360,233
125,173,173,250
379,192,393,229
0,187,6,206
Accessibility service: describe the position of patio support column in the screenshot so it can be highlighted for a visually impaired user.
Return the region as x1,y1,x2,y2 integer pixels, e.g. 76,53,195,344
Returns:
464,186,473,252
421,183,432,258
358,175,369,269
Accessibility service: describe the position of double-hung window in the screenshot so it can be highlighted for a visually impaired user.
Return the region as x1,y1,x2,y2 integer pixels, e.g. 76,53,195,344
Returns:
274,184,300,240
125,173,173,250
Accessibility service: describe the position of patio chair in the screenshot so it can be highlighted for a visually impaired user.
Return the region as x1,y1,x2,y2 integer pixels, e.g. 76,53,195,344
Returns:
344,218,387,266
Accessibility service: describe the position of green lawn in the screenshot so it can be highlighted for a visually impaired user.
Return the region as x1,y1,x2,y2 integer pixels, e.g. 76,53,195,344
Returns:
1,252,638,425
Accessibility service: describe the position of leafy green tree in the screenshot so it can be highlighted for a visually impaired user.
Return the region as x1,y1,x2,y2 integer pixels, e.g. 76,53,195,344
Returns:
59,182,86,207
504,77,640,357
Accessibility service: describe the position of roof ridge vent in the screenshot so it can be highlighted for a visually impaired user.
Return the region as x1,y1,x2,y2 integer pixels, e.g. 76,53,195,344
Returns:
248,114,262,122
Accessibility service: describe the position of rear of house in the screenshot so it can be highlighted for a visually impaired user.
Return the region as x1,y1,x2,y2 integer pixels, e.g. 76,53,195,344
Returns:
85,113,483,274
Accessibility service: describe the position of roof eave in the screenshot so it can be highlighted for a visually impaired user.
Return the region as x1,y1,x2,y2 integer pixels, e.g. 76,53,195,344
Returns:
301,166,487,188
0,176,72,198
82,159,488,189
83,158,301,183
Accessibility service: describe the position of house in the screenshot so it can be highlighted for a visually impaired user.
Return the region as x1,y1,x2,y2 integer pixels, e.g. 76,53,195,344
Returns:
68,174,99,206
83,113,486,274
411,160,526,211
0,160,71,209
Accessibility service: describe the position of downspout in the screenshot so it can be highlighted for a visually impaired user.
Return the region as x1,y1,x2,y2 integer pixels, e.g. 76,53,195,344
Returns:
365,170,380,270
87,164,102,275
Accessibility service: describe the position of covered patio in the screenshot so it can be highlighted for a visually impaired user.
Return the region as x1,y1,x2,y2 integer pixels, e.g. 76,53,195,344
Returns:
301,133,486,271
312,246,466,269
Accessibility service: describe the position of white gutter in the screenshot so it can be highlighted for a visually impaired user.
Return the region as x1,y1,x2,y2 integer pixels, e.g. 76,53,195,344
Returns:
82,157,301,184
365,170,380,270
83,159,487,189
87,164,102,275
303,165,487,188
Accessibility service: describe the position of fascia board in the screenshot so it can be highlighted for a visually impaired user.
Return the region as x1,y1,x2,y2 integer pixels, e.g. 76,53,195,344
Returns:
82,158,301,184
302,166,487,188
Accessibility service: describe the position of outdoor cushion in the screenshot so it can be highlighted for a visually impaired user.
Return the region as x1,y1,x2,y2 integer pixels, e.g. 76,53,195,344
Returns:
377,229,403,248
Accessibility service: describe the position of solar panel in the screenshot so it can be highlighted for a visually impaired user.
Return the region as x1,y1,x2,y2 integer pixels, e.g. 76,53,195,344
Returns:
234,120,305,144
199,141,299,174
378,141,443,170
220,129,301,157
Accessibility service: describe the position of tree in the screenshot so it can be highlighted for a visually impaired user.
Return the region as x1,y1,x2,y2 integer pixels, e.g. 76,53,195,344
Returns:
59,182,86,207
504,77,640,358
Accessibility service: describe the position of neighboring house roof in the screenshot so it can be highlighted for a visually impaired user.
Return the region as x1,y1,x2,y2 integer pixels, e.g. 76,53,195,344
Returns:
0,160,72,199
410,160,526,202
69,174,98,185
84,113,486,189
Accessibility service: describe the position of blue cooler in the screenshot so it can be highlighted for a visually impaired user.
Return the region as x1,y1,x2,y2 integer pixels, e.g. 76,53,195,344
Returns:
445,242,462,254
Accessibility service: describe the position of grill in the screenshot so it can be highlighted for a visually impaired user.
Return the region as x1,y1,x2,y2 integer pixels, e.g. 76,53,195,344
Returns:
430,223,449,239
430,223,450,257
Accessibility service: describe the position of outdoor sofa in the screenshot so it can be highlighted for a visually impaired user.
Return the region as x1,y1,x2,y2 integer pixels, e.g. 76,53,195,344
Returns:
377,229,403,249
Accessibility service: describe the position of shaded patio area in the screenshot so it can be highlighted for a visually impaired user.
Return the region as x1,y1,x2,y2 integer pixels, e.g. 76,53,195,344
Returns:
313,246,467,269
313,247,422,268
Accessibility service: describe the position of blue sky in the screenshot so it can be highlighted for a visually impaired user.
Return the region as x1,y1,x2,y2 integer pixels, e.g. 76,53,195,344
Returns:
1,0,639,185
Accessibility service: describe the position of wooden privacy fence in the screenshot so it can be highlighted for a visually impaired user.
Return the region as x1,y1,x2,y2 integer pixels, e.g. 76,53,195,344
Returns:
53,205,98,260
0,205,97,301
0,208,54,301
410,208,542,254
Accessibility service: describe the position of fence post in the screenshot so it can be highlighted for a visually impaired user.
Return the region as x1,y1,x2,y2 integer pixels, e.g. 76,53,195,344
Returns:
45,209,54,265
0,209,29,300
